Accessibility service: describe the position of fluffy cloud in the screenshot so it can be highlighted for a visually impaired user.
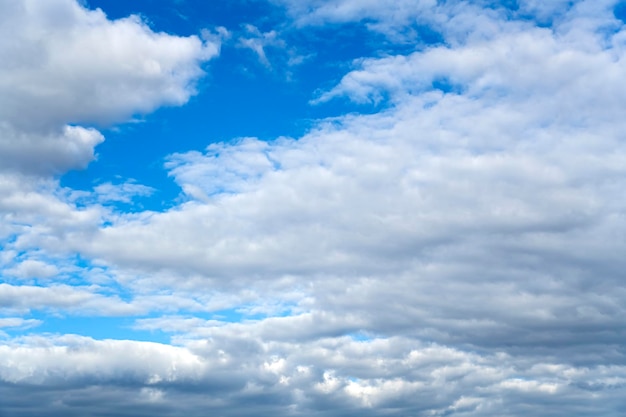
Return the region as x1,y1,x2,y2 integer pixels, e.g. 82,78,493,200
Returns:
0,0,218,130
0,0,219,175
0,124,104,175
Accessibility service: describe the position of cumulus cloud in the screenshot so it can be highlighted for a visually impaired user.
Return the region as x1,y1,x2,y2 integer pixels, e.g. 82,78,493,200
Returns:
0,0,219,176
0,124,104,175
0,0,218,130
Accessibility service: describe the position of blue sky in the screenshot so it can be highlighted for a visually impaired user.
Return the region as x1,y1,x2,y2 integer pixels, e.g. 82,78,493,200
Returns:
2,0,626,416
61,0,399,210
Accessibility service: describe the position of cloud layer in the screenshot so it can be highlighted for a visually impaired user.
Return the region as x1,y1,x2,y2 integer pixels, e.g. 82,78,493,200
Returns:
1,0,626,416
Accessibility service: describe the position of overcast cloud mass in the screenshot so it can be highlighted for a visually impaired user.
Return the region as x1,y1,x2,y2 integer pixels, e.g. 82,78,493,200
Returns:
1,0,626,415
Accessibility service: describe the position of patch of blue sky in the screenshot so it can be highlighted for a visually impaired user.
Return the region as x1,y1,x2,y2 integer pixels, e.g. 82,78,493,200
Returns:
91,282,136,304
475,0,579,28
10,308,250,343
208,308,249,323
346,331,375,342
412,23,445,46
25,314,172,344
203,303,298,322
431,77,466,95
234,303,298,320
60,3,434,212
616,2,626,24
85,0,282,36
491,0,522,10
597,10,626,47
1,306,270,344
32,307,299,342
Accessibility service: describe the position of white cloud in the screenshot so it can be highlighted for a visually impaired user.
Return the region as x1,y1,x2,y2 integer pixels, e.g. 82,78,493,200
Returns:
0,124,104,175
0,283,138,315
0,0,218,130
517,0,576,21
4,259,59,280
0,317,41,338
93,181,155,204
0,173,103,252
0,335,207,385
271,0,623,45
316,18,626,107
0,0,219,176
0,318,42,330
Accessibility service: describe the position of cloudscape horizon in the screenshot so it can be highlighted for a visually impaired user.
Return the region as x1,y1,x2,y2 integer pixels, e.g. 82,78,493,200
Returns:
1,0,626,415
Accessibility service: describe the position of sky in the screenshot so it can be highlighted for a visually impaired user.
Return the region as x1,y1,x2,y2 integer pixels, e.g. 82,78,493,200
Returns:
1,0,626,415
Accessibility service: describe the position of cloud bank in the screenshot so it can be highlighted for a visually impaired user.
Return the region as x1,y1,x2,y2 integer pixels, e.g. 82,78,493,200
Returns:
1,0,626,416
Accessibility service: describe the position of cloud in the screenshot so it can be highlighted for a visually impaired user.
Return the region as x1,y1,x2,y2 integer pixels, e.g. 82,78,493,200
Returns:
0,0,218,130
0,318,42,330
0,334,624,416
234,24,307,76
1,0,626,416
93,181,156,204
0,173,104,251
267,0,517,44
237,24,286,68
3,259,59,280
0,317,42,338
271,0,621,45
0,0,219,176
0,124,104,176
270,0,439,35
0,283,138,315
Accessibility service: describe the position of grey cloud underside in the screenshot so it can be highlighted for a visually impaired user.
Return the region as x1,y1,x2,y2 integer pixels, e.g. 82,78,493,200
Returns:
2,0,626,416
0,336,625,417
